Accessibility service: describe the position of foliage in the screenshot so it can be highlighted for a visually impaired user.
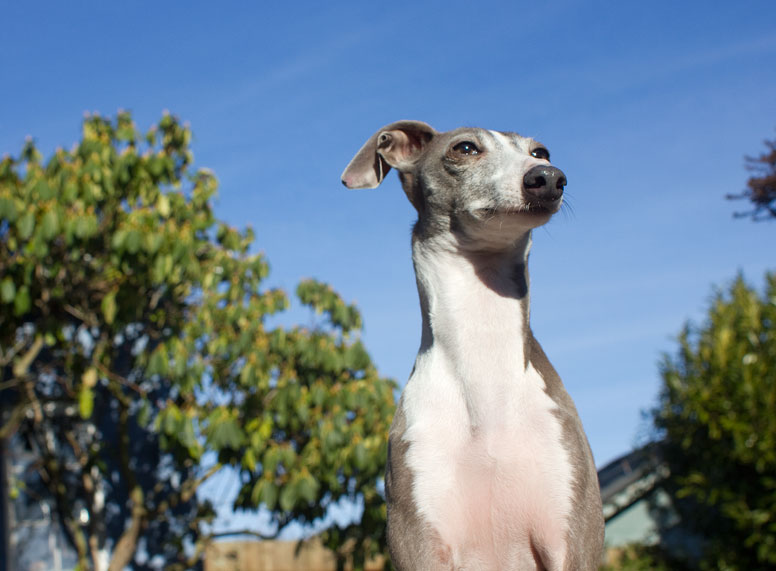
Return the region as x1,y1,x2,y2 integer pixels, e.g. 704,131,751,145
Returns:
599,543,685,571
653,273,776,568
727,131,776,220
0,111,396,570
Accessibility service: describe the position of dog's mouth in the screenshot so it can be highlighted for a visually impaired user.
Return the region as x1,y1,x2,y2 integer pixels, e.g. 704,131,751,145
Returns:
524,198,563,215
477,199,562,218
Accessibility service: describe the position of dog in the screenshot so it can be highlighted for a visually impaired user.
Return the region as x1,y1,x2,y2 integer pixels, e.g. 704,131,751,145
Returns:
342,121,604,570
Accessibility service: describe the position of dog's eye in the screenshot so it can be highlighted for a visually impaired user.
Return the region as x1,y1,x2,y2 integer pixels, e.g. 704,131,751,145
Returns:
531,147,550,161
452,141,480,155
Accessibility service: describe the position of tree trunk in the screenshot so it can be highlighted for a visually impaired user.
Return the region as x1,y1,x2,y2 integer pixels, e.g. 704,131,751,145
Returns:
107,486,145,571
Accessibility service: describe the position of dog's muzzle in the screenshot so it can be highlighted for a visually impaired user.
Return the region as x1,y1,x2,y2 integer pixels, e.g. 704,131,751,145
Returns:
523,165,567,207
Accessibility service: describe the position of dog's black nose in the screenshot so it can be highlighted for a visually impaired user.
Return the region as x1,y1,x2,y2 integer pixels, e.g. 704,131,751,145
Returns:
523,165,567,203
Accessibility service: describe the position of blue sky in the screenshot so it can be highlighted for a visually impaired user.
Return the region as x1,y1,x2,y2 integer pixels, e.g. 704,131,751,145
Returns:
3,0,775,532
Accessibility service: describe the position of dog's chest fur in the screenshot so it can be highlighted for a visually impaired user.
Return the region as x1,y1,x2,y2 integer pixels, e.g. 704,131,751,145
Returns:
396,241,574,568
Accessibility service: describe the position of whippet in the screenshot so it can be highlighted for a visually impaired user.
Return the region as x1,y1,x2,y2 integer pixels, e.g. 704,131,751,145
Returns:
342,121,604,570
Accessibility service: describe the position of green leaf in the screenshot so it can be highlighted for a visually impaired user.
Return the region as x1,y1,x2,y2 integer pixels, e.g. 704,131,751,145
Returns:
125,230,141,253
160,408,179,435
346,341,371,370
40,208,59,239
137,402,151,427
78,385,94,419
243,448,257,471
179,419,200,456
17,211,35,240
262,447,280,476
101,291,117,325
250,479,263,504
258,418,272,441
143,232,163,254
36,178,54,200
147,345,168,376
111,229,127,250
279,483,296,512
1,278,15,303
63,180,78,202
0,197,17,222
260,481,278,510
13,286,30,315
296,473,319,504
74,214,97,239
353,442,368,470
207,414,245,450
157,193,171,217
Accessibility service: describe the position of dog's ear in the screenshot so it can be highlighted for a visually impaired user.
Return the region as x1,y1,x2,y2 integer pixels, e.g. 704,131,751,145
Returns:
341,120,436,189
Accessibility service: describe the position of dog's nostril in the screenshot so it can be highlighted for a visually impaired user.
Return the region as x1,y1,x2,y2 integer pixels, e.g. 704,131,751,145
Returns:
524,175,546,190
556,176,567,190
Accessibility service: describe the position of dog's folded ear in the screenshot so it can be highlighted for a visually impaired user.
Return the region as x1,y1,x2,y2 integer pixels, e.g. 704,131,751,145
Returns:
341,120,436,189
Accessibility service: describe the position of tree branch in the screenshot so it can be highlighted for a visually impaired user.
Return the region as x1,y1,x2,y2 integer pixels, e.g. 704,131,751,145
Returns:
12,335,44,378
149,462,223,520
0,336,29,367
0,402,27,439
107,485,146,571
106,388,144,570
206,528,280,541
98,364,146,397
64,303,99,328
65,430,106,571
181,462,223,504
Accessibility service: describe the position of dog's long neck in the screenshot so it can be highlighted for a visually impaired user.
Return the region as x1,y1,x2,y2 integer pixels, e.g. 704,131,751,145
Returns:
412,231,535,427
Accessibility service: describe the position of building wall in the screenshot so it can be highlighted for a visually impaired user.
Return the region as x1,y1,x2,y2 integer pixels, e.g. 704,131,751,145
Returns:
604,494,661,548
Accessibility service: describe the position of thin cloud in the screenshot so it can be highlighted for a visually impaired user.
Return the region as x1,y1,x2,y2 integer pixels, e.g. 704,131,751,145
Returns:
211,30,367,114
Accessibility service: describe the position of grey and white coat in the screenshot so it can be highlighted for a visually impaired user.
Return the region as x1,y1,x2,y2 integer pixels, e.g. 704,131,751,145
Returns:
342,121,604,571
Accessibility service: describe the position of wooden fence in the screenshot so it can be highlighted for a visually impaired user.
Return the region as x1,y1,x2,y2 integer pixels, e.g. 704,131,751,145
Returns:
204,538,385,571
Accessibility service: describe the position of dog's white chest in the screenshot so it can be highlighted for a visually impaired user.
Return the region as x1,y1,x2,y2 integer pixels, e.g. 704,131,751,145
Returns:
395,236,577,568
401,352,574,569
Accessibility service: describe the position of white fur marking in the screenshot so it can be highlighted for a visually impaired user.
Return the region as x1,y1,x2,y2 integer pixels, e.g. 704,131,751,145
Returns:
403,238,574,569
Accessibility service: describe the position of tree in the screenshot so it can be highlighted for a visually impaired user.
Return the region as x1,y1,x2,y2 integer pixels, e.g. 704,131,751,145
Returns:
652,273,776,569
599,543,686,571
727,132,776,221
0,111,396,570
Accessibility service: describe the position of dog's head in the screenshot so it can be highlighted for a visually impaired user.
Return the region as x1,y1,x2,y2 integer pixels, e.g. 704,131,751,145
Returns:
342,121,566,246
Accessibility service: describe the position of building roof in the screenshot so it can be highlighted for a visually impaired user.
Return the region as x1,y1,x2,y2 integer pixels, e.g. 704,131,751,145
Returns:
598,444,667,521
